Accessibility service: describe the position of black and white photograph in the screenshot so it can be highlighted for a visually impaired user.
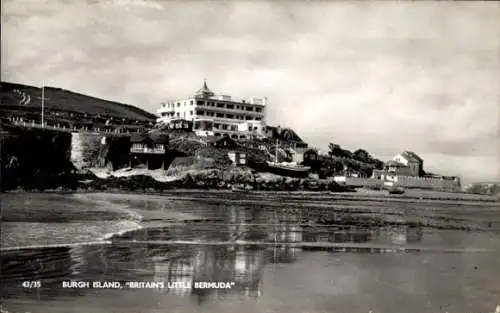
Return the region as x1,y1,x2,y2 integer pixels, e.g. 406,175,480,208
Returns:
1,1,499,312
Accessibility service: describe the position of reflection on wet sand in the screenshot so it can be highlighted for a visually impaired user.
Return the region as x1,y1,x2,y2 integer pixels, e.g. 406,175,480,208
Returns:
0,204,430,306
2,193,500,313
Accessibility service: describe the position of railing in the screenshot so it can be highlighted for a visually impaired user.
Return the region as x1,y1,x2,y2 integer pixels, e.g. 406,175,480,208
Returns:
6,118,142,136
130,146,165,154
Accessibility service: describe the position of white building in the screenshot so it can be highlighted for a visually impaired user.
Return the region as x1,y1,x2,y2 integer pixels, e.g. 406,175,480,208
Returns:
157,81,267,139
392,151,423,177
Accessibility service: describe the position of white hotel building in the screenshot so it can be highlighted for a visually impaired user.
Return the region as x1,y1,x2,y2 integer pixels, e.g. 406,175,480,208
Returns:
156,81,267,139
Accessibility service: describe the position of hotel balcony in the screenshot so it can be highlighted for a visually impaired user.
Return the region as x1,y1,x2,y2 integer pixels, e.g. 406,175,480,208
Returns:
196,105,265,118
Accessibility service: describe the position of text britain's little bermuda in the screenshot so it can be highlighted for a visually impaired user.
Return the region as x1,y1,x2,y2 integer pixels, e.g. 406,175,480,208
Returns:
61,281,236,289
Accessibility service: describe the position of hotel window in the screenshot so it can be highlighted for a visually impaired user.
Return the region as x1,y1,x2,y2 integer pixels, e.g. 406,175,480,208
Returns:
197,100,205,105
236,105,240,110
216,102,224,108
190,100,194,105
214,123,220,129
226,114,234,119
227,104,234,109
245,116,251,120
189,110,193,116
245,106,253,111
230,125,237,131
216,113,224,118
256,108,262,112
177,103,180,107
176,112,180,118
222,124,228,130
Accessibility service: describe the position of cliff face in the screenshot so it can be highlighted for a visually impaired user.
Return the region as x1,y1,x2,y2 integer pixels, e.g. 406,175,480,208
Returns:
0,127,135,191
1,127,78,190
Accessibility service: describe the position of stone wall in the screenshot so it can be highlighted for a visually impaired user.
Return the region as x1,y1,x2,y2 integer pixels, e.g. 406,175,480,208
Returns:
70,132,106,170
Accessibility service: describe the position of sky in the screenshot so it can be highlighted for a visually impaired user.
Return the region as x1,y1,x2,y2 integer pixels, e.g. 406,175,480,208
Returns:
1,0,499,183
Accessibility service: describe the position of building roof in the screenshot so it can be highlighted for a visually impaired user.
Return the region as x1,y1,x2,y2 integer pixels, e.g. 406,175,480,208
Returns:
194,80,215,97
149,131,169,144
265,125,305,143
385,160,408,167
130,133,149,143
401,151,423,163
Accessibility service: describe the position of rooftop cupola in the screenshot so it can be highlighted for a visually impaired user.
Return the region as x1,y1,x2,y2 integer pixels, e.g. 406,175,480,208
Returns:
194,79,215,98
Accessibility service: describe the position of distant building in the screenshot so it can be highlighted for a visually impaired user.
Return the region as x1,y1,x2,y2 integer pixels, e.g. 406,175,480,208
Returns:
156,80,267,139
393,151,423,177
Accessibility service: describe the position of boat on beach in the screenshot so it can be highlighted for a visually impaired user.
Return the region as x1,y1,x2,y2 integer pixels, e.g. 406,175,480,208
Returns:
266,139,310,178
388,186,405,195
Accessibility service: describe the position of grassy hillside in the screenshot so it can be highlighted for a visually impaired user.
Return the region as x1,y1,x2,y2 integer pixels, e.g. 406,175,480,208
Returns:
0,81,156,122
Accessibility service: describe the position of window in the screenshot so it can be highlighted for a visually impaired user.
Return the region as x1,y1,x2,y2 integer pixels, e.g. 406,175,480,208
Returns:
230,125,237,131
214,123,220,129
222,124,228,130
256,108,262,112
190,100,194,105
236,106,240,110
245,106,253,111
216,113,224,118
226,114,234,119
197,100,205,105
227,104,234,109
176,112,180,117
189,110,193,115
177,103,180,107
216,102,224,108
245,116,251,120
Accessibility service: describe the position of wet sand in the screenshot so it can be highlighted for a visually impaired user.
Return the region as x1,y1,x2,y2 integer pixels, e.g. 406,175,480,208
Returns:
1,191,500,313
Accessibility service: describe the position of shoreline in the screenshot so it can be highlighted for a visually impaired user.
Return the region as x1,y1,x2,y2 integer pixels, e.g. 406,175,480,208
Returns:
3,187,499,203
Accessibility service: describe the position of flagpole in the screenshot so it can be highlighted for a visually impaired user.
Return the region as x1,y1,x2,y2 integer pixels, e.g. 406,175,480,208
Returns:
41,82,45,128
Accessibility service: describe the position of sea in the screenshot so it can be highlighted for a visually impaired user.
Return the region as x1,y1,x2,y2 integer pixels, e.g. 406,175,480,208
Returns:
1,191,500,313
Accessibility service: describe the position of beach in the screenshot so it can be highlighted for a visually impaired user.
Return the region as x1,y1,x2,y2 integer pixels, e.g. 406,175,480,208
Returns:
1,191,500,313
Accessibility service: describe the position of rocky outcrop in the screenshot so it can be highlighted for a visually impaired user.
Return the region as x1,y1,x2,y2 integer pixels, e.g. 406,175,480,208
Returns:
80,167,354,193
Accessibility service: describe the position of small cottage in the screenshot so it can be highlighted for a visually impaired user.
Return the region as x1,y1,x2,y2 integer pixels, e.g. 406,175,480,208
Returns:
206,136,239,149
129,132,169,170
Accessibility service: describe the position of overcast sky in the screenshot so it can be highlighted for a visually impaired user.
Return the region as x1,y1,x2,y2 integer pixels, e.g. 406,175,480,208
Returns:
2,0,499,183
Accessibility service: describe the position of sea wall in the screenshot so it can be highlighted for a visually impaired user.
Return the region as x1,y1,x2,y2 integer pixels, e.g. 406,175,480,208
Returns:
334,175,460,191
391,175,460,191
